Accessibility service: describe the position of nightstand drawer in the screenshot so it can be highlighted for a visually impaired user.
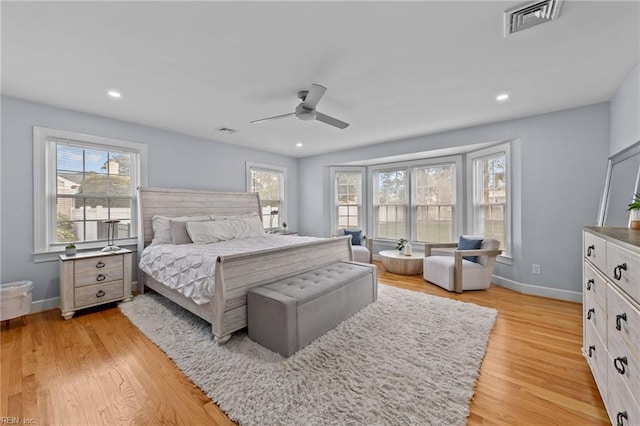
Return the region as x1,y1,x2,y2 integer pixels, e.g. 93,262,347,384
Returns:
75,267,123,288
74,255,122,276
75,280,124,308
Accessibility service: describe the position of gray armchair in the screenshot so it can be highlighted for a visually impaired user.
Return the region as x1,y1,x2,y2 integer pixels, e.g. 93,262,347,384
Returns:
335,229,372,263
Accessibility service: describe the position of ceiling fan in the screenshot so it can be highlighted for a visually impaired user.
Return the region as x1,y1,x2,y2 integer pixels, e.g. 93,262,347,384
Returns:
251,84,349,129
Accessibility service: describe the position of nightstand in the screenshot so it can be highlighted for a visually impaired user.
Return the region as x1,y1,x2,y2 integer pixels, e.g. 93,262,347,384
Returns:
59,249,132,320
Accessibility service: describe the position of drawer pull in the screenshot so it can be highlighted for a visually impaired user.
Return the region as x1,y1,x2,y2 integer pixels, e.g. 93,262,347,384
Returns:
588,345,595,358
587,308,595,320
586,279,594,290
616,313,627,331
96,274,106,282
617,411,628,426
96,261,106,268
614,356,628,375
587,245,595,256
613,263,627,280
96,290,106,298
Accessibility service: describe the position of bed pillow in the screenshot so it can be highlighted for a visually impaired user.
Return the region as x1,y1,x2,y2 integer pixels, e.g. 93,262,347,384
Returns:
342,229,363,246
151,215,210,244
169,216,212,244
458,236,483,263
187,215,266,244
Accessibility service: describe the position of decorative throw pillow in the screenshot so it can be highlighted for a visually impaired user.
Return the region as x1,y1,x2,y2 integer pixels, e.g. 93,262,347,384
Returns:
343,229,363,246
169,216,212,244
152,215,210,244
458,236,483,263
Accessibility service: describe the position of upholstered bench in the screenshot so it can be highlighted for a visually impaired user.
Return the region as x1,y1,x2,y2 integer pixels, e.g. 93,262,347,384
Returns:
247,261,377,357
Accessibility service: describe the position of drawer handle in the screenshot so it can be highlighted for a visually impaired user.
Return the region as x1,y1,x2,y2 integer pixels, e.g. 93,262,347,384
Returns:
616,313,627,331
587,308,595,320
617,411,628,426
586,279,594,291
587,245,595,256
588,345,595,358
613,263,627,280
96,290,106,298
96,261,106,268
96,274,106,282
614,356,628,375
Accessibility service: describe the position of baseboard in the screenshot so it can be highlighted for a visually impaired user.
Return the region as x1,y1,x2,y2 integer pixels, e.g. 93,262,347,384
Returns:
31,296,60,313
30,280,139,314
491,275,582,303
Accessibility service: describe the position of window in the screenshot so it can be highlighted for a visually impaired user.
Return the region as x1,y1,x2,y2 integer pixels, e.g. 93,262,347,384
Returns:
469,143,510,257
34,127,148,259
330,167,365,232
413,164,455,243
373,168,408,239
246,162,286,229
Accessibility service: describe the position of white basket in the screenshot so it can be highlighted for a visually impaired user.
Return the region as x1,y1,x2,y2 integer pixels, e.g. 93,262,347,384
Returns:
1,281,34,321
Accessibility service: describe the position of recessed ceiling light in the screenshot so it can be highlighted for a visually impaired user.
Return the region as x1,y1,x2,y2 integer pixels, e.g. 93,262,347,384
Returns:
496,93,510,102
107,90,122,98
296,142,303,148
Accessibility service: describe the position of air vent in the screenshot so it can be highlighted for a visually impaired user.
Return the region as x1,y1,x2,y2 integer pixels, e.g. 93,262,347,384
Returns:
215,126,238,135
504,0,563,36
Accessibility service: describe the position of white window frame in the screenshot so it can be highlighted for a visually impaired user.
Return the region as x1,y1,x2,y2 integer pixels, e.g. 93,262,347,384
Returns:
245,161,287,229
371,165,410,241
411,156,463,243
329,166,366,234
369,156,463,244
467,142,512,261
33,127,148,262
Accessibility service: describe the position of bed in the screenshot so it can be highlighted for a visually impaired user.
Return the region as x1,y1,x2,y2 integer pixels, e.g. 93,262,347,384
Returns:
137,187,353,342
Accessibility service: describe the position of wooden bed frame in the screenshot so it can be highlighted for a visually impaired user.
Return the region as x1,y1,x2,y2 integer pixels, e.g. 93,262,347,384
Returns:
137,187,353,343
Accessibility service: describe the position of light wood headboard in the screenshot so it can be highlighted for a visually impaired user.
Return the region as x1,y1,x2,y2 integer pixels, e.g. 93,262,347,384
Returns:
137,187,262,250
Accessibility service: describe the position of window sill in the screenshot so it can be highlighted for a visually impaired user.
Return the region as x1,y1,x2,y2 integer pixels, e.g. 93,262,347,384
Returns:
33,239,138,263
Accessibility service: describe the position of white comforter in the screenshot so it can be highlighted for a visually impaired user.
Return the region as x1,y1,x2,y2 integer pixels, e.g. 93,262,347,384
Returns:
139,235,322,304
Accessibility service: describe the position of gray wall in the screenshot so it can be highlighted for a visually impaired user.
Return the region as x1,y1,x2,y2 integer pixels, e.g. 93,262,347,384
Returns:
610,62,640,154
298,103,610,294
0,96,299,303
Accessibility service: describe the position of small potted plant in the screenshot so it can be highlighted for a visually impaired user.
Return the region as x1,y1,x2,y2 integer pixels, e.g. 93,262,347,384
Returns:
395,238,413,256
65,242,77,256
628,193,640,229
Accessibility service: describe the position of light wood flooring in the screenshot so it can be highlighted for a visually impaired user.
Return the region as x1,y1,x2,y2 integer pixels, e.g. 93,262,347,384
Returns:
1,263,608,425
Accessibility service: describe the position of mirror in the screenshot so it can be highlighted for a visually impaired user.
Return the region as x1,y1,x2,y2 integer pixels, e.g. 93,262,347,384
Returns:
598,140,640,226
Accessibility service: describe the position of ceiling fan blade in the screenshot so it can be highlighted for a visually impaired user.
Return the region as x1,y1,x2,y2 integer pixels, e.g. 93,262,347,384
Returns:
301,84,327,109
250,112,295,124
315,112,349,129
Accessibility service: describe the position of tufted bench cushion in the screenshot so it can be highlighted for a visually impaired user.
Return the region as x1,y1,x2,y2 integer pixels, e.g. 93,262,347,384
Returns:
247,261,377,357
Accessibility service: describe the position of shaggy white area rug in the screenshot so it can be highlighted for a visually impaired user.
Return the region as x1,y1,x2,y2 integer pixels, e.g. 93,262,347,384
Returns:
119,284,497,425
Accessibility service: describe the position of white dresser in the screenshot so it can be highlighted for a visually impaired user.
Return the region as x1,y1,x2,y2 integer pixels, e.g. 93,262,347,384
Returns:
59,249,133,320
583,227,640,426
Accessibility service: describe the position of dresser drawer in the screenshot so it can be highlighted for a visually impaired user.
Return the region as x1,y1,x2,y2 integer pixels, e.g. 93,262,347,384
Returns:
74,280,124,308
584,262,607,310
608,285,640,358
607,360,640,426
606,242,640,301
585,232,607,272
608,327,640,405
585,301,607,345
585,321,608,397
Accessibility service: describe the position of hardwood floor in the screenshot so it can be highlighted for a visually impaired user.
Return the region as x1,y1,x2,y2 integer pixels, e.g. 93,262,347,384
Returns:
1,263,608,425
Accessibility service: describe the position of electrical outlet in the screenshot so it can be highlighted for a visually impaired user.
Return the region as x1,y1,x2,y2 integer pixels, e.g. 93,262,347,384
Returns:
532,264,541,275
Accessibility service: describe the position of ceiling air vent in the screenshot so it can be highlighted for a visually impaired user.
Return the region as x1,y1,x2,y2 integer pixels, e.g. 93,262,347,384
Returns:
504,0,563,36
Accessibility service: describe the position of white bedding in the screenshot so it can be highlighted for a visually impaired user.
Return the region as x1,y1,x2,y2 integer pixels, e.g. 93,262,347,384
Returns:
139,235,322,304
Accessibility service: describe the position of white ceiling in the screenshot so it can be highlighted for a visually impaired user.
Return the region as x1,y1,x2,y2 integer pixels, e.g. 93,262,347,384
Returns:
2,1,638,158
